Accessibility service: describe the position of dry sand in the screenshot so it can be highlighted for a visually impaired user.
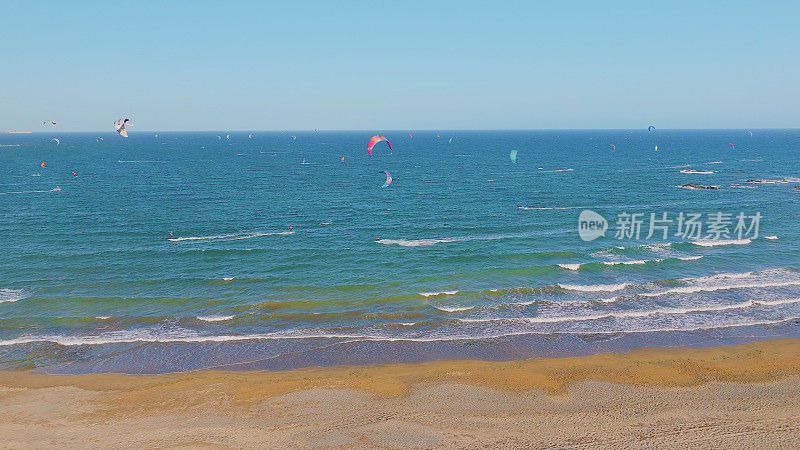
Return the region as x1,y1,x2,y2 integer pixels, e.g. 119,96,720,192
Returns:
2,338,800,448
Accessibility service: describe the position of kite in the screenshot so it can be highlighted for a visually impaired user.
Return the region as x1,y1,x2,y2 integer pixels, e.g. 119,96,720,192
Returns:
367,135,392,156
379,170,392,188
114,119,132,137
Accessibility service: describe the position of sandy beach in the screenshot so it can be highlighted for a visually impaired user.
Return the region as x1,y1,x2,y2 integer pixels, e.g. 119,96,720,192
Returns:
1,338,800,448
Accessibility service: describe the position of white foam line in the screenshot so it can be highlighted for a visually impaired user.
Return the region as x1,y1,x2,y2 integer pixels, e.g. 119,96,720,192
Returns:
434,305,475,312
0,186,60,195
3,317,797,346
746,177,800,184
520,206,584,210
691,239,751,247
376,232,534,247
458,298,800,324
561,256,701,270
558,283,630,292
197,315,235,322
168,231,294,242
419,290,459,297
680,170,716,174
602,259,660,266
0,288,26,304
640,280,800,297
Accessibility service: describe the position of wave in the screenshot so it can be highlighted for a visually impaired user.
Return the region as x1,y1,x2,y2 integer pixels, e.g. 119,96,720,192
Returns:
458,298,800,324
197,315,235,322
678,184,720,190
538,168,574,173
519,205,583,210
419,290,459,297
691,239,751,247
0,289,26,304
5,317,798,346
557,283,630,292
745,177,800,184
639,243,673,252
764,236,779,240
602,259,657,266
558,255,701,271
642,280,800,297
433,305,475,312
0,186,60,195
639,269,800,297
376,232,534,247
168,230,294,242
680,170,716,174
483,268,799,304
117,160,167,163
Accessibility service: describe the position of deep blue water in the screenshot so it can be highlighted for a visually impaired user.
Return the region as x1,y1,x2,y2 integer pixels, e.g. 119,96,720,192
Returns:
1,130,799,373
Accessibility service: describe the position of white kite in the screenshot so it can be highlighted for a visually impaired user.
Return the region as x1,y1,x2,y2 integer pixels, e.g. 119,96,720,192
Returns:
114,118,132,138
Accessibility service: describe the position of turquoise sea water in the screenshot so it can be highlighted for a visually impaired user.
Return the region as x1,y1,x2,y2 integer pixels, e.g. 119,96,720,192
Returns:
1,130,799,374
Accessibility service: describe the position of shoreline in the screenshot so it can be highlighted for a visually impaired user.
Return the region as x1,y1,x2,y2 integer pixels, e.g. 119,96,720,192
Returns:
3,338,800,447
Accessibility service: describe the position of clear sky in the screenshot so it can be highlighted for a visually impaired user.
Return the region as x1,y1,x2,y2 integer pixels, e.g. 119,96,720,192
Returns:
2,1,798,131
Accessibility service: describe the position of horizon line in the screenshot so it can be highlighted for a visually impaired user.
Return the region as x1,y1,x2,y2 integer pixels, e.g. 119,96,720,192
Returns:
3,127,797,134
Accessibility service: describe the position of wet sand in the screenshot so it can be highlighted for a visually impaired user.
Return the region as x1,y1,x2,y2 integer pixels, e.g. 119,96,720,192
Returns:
2,338,800,448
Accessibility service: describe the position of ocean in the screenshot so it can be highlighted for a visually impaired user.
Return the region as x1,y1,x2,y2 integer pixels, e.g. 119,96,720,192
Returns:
1,130,799,374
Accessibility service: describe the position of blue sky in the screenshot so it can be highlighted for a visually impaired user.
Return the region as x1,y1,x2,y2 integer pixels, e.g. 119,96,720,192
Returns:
1,1,798,131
